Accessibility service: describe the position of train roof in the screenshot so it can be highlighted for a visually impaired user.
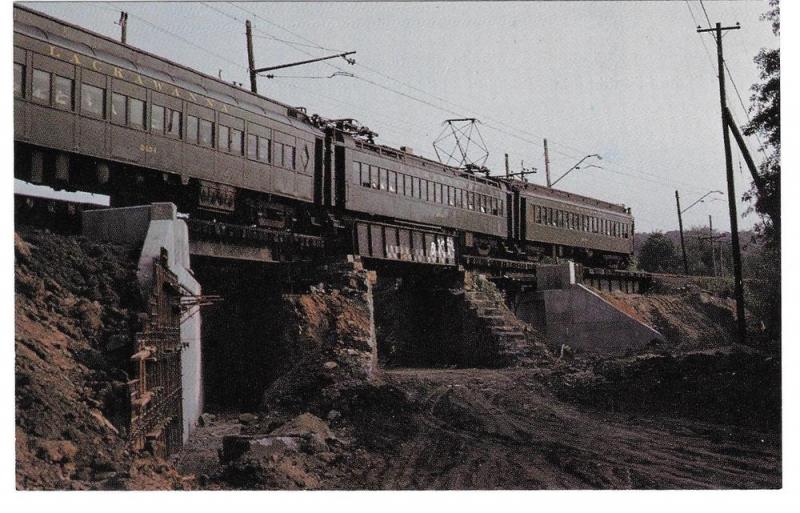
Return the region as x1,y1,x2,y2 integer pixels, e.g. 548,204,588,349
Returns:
352,138,503,189
501,178,630,215
13,5,319,132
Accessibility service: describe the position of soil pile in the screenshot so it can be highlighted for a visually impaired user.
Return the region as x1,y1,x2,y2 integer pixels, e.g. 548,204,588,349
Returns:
599,290,738,351
15,228,188,490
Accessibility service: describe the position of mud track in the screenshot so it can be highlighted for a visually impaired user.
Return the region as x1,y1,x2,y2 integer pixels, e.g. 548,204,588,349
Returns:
378,368,779,489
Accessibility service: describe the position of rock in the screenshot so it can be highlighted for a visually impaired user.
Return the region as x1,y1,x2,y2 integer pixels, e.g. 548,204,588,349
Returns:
198,413,215,426
323,361,338,370
318,451,337,464
271,413,333,441
89,409,119,435
303,435,329,454
73,299,103,332
326,409,341,421
238,413,258,425
37,440,78,463
15,233,32,259
220,435,253,463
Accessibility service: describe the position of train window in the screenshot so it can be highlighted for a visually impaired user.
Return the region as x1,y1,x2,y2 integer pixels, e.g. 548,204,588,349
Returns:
432,182,439,203
198,119,214,147
111,93,126,124
466,192,474,210
360,163,370,187
369,166,378,189
414,178,421,199
247,134,258,160
258,137,271,163
80,83,104,118
218,125,230,151
379,168,387,190
31,69,50,103
151,105,165,132
352,161,361,185
53,76,73,110
437,184,444,204
167,109,182,138
284,145,295,169
491,197,498,216
231,129,243,155
14,63,24,97
403,175,410,196
388,171,397,193
535,206,542,224
128,98,145,129
187,115,198,143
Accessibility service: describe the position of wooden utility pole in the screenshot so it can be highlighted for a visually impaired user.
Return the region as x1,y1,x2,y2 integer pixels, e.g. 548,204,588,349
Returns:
698,21,746,344
543,138,552,187
675,190,689,274
709,215,715,277
246,20,258,93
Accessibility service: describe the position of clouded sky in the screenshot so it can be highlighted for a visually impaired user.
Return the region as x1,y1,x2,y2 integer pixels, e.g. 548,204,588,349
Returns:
18,1,779,232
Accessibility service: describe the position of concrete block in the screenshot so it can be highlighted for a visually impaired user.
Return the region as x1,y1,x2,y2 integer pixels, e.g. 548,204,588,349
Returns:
518,284,664,355
536,262,577,290
82,205,152,246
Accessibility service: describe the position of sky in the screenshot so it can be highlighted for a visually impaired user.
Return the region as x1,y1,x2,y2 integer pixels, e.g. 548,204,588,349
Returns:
16,1,780,233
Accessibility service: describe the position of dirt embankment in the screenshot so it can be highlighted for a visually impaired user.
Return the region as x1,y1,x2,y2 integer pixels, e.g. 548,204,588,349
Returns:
600,290,739,351
15,228,188,490
17,227,780,490
191,275,779,490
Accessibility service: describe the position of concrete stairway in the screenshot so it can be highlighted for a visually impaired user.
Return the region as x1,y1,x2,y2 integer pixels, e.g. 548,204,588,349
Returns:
462,273,547,366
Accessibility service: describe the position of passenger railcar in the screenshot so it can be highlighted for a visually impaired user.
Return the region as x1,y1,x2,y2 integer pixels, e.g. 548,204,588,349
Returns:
328,129,508,255
508,181,634,266
13,6,323,231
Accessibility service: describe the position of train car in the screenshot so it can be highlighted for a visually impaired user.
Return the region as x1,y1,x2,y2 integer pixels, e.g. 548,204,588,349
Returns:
326,125,508,257
508,180,634,266
13,5,324,230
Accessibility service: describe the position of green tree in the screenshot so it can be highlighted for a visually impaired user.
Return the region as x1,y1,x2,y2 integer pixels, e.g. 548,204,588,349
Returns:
743,0,780,246
638,232,678,273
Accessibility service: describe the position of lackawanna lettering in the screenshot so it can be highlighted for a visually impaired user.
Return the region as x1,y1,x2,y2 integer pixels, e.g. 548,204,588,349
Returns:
47,44,229,113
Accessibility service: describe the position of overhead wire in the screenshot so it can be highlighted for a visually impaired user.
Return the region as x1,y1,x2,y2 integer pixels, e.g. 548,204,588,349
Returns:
101,2,731,204
226,1,713,194
695,1,766,161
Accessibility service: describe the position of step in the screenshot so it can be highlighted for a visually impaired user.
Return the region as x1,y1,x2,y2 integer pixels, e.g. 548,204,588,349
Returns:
479,315,505,322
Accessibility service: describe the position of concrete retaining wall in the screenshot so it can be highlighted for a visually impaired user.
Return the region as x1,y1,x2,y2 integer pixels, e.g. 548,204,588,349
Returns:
519,284,663,354
83,203,202,442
